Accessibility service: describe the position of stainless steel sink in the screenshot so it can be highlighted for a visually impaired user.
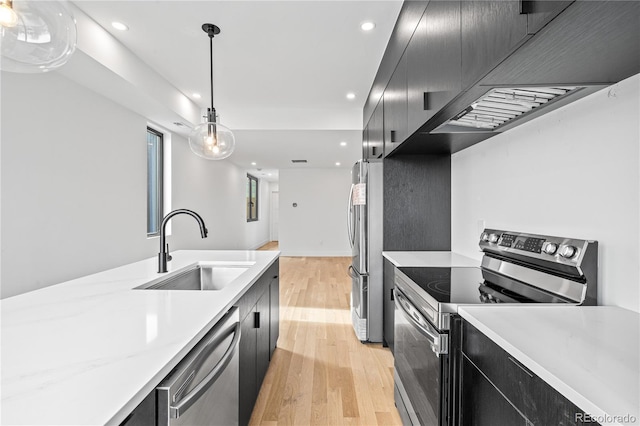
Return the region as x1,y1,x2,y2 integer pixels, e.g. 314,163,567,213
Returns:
137,264,251,291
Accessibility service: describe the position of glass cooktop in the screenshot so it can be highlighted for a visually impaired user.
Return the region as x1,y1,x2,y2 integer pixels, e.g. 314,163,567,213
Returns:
397,267,543,305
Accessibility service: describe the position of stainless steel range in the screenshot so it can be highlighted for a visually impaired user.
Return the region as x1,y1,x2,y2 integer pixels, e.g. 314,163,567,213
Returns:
393,229,598,426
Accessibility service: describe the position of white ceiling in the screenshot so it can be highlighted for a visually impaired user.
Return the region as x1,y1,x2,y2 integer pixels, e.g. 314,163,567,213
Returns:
72,0,403,174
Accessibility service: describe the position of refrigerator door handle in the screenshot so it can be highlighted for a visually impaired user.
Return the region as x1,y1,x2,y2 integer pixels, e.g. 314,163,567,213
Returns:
347,184,355,248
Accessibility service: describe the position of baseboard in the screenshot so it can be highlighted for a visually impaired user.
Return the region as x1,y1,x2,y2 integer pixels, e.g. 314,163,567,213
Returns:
249,240,271,250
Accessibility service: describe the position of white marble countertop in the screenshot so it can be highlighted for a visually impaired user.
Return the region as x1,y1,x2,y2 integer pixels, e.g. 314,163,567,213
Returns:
458,305,639,425
1,250,279,426
382,251,480,268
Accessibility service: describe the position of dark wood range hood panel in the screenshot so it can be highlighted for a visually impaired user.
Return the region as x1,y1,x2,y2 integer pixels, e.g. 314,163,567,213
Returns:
375,1,640,157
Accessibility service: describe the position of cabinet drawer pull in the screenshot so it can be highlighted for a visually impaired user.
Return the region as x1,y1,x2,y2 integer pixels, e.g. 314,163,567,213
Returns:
254,311,260,329
508,356,534,378
423,92,430,110
390,130,396,143
390,288,394,301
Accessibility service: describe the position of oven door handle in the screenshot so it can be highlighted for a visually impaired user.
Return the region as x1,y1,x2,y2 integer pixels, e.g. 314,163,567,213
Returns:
394,288,448,355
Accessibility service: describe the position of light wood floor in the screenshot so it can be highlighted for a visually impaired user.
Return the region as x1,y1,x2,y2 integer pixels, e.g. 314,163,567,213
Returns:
258,241,280,251
249,248,401,425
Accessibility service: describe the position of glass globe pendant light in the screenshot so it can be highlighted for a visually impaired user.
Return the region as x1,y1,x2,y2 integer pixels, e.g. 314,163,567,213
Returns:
0,0,77,73
188,23,235,160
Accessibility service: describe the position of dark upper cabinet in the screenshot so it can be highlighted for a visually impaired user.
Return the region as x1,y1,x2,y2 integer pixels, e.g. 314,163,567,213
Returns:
461,1,529,89
365,99,384,160
366,1,638,155
524,0,574,34
361,126,369,161
407,1,462,136
383,53,408,155
406,12,429,134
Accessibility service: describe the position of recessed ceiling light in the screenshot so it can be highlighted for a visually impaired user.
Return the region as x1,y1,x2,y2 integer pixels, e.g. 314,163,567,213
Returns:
251,162,257,166
267,173,272,176
192,93,201,99
361,22,376,31
335,162,341,166
340,141,347,147
111,22,129,31
346,93,356,100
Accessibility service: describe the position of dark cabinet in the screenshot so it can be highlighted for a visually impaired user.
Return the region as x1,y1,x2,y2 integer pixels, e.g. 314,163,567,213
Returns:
269,272,280,359
524,0,574,34
365,99,384,160
383,53,408,155
461,356,526,426
382,259,395,353
383,155,451,251
239,306,259,426
460,320,599,426
238,260,280,426
119,391,155,426
461,1,529,89
407,1,462,135
255,290,271,392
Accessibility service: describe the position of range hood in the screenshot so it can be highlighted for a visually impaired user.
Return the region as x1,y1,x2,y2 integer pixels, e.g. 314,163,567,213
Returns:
432,86,585,133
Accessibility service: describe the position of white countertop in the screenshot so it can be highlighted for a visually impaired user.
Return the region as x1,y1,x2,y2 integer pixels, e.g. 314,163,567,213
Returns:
458,305,639,425
1,250,279,426
382,251,480,268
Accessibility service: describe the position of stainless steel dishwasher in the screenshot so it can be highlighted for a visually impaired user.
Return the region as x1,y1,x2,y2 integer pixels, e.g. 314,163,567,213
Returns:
157,307,240,426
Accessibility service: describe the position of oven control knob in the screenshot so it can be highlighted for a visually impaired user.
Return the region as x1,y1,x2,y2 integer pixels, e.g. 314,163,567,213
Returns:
480,232,489,242
488,233,499,243
559,245,577,259
543,242,558,255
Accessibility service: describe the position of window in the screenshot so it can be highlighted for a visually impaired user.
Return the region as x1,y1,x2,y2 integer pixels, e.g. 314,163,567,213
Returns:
247,174,258,222
147,127,163,236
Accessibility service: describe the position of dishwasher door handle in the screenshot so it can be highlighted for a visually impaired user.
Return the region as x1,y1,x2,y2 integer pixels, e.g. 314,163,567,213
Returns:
170,321,241,418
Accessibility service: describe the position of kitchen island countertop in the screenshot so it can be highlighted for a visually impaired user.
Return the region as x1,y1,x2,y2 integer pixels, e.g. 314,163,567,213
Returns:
459,305,639,426
1,250,279,426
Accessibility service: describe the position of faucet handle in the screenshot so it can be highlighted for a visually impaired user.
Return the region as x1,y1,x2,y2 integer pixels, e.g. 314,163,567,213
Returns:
166,244,172,262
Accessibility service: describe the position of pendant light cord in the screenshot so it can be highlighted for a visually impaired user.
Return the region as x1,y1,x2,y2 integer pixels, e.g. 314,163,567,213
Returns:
209,33,214,111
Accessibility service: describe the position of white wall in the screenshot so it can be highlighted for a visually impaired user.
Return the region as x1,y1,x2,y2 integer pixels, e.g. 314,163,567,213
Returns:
1,71,156,298
279,168,351,256
451,74,640,312
0,71,261,299
169,134,247,251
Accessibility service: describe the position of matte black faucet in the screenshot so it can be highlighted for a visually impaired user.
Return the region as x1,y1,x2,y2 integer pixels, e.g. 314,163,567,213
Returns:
158,209,208,273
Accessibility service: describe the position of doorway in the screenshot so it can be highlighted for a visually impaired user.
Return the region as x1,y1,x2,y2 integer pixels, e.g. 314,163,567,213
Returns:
270,191,279,242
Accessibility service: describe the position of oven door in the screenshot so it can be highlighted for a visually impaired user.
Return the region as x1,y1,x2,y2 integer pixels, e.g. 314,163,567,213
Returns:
394,286,449,426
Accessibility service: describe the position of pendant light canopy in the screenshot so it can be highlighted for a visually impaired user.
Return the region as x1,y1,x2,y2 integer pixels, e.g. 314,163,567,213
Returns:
0,0,77,73
188,23,235,160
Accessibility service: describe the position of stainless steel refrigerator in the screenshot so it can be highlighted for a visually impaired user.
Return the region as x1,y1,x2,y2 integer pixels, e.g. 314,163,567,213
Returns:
347,160,383,342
